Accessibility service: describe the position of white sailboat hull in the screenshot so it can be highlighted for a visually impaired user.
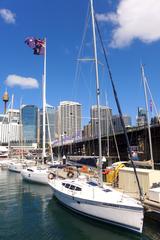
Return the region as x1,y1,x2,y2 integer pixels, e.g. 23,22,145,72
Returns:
8,162,25,173
8,160,36,173
49,179,143,233
0,159,14,168
21,168,49,185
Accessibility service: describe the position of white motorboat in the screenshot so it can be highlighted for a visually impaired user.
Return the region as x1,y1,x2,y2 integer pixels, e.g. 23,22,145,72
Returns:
48,176,143,233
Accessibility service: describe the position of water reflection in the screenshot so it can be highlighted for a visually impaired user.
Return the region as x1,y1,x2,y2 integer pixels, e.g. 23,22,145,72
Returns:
47,197,149,240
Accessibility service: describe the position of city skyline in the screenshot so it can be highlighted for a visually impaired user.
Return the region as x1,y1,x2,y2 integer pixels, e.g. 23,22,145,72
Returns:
0,102,135,146
0,0,160,127
0,99,137,126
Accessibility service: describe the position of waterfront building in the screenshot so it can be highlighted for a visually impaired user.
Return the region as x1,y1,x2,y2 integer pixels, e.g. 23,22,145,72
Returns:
46,104,56,142
0,109,20,124
6,109,20,123
0,113,8,124
0,110,20,144
21,105,38,145
82,122,92,140
39,104,56,144
151,116,160,125
54,108,60,140
0,121,20,144
112,114,132,133
136,107,147,126
58,101,82,142
91,105,112,138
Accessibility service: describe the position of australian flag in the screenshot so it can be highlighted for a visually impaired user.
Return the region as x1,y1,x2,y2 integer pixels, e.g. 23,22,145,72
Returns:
25,37,45,55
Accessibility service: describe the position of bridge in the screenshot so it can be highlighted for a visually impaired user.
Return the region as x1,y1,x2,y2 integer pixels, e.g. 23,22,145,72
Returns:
52,124,160,169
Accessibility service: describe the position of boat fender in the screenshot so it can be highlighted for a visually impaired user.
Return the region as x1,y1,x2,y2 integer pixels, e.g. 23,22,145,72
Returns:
48,173,56,180
67,171,74,178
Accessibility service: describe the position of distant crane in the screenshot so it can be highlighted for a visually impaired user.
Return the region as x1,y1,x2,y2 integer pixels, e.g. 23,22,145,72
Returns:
2,90,9,114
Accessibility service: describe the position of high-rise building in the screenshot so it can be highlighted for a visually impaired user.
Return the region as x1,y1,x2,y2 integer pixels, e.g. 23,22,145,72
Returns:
0,110,20,144
112,114,132,133
151,116,160,125
7,109,20,123
136,107,147,126
46,104,56,142
58,101,82,141
0,121,20,144
82,122,92,140
54,108,60,140
39,104,56,144
91,105,112,138
21,105,38,145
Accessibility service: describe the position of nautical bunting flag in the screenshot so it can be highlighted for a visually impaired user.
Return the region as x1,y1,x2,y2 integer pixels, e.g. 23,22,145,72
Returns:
25,37,45,55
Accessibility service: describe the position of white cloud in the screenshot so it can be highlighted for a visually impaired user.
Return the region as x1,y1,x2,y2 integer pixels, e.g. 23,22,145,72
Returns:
96,0,160,48
0,8,16,24
96,13,117,24
5,75,39,89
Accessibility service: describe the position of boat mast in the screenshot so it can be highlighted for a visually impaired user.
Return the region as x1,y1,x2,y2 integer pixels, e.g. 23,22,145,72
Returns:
8,94,14,158
46,108,54,162
42,38,46,163
19,98,23,160
95,18,143,200
141,64,154,169
90,0,103,186
105,95,110,158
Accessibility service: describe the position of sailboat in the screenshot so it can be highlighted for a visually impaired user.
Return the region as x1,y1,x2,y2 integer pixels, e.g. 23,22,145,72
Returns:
0,96,17,169
48,0,144,233
21,38,56,184
8,96,29,173
21,38,48,184
8,97,35,173
21,106,56,184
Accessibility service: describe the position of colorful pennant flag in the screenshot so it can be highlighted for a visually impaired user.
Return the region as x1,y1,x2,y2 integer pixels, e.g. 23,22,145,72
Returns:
25,37,45,55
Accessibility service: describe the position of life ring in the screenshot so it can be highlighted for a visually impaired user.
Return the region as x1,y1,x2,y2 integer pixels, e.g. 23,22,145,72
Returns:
67,171,74,178
48,173,56,180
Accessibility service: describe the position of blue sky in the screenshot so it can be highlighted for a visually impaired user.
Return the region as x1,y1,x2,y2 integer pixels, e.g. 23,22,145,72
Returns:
0,0,160,126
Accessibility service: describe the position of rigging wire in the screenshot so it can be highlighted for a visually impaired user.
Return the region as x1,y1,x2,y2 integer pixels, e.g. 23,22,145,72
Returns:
139,65,159,119
105,92,121,161
73,3,90,100
95,16,143,201
145,74,159,118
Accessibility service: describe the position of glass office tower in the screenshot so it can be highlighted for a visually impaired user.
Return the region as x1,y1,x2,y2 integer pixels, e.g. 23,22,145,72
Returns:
21,105,38,144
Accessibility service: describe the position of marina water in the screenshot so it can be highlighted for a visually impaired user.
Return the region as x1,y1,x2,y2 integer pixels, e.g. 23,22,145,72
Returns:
0,169,159,240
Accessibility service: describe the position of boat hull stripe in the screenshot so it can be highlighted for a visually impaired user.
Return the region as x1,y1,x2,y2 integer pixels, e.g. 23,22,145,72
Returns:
55,194,141,233
54,186,143,212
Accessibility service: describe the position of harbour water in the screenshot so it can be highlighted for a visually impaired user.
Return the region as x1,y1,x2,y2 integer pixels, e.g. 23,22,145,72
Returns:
0,169,159,240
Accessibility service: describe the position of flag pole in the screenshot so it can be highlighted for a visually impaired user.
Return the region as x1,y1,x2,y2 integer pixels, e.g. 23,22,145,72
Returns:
42,38,46,163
